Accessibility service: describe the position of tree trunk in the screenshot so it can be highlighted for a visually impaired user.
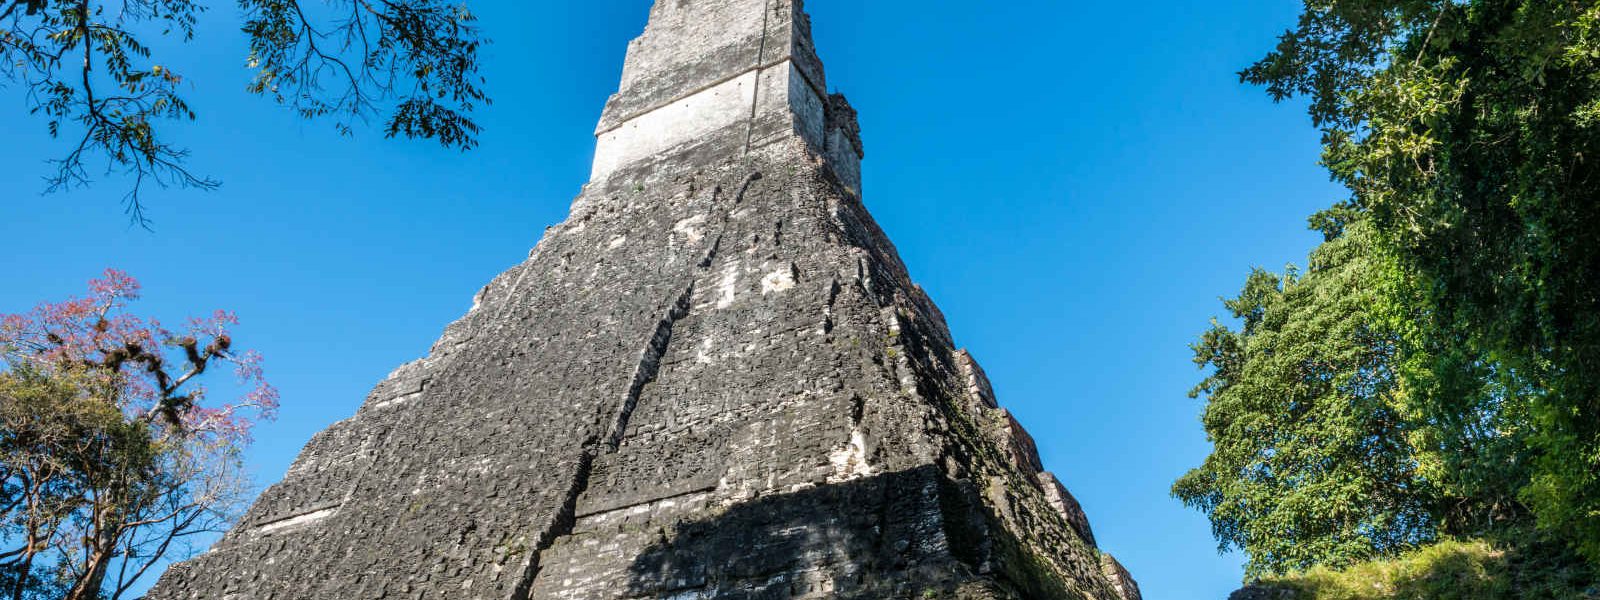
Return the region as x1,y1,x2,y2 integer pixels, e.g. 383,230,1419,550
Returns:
65,536,116,600
9,545,38,600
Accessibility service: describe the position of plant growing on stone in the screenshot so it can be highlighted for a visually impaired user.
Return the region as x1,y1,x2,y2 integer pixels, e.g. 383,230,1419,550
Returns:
1,0,488,224
0,269,276,600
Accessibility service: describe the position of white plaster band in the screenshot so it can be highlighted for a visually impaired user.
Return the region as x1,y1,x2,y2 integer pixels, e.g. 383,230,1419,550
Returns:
255,506,339,535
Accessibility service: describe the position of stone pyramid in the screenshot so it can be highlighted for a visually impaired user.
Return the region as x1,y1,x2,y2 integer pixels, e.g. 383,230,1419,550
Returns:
150,1,1140,598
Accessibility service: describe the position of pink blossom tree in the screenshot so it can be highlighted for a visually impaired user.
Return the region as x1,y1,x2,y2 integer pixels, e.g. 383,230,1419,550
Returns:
0,269,276,600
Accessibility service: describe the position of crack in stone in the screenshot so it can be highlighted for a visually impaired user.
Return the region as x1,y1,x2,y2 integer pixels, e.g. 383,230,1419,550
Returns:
509,451,594,600
605,174,762,451
855,255,880,307
743,0,775,154
823,277,841,334
605,284,695,452
509,280,696,599
507,172,760,598
698,234,723,269
733,171,762,205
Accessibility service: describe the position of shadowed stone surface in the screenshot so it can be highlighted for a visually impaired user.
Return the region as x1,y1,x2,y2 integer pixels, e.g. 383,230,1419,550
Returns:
148,1,1138,599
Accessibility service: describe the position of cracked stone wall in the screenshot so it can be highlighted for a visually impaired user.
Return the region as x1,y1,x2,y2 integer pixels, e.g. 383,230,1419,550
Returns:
148,1,1138,599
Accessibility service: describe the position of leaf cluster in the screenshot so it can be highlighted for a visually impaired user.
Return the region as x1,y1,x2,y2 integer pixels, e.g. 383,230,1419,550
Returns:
239,0,488,148
2,0,489,225
1176,217,1437,578
2,0,213,224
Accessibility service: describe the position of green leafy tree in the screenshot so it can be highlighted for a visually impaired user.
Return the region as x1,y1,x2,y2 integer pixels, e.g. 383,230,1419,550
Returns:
0,366,143,600
1,0,488,224
1176,214,1438,578
0,367,101,600
1243,0,1600,561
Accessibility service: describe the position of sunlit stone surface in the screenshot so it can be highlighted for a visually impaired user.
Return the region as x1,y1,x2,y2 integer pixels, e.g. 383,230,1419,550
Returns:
148,2,1138,598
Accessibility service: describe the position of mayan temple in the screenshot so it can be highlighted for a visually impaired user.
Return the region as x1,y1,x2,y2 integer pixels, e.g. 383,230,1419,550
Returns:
149,1,1139,598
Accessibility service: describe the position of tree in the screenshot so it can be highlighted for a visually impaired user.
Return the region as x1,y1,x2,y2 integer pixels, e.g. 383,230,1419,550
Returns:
1242,0,1600,562
0,368,95,600
1,0,488,224
1176,212,1438,578
0,269,275,600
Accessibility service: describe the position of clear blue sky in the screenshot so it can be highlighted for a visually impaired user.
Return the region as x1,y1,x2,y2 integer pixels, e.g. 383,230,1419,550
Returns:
1,1,1343,598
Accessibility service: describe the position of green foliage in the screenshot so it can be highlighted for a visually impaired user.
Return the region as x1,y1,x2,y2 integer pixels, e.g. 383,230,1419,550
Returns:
0,365,150,600
1243,0,1600,562
1250,527,1596,600
0,361,248,600
0,563,70,600
1175,214,1437,578
1385,277,1538,537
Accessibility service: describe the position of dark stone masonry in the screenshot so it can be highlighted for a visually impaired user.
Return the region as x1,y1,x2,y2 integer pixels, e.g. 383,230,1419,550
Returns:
148,1,1140,598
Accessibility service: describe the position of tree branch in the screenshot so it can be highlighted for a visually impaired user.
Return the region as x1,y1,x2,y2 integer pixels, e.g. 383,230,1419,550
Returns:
111,508,201,600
